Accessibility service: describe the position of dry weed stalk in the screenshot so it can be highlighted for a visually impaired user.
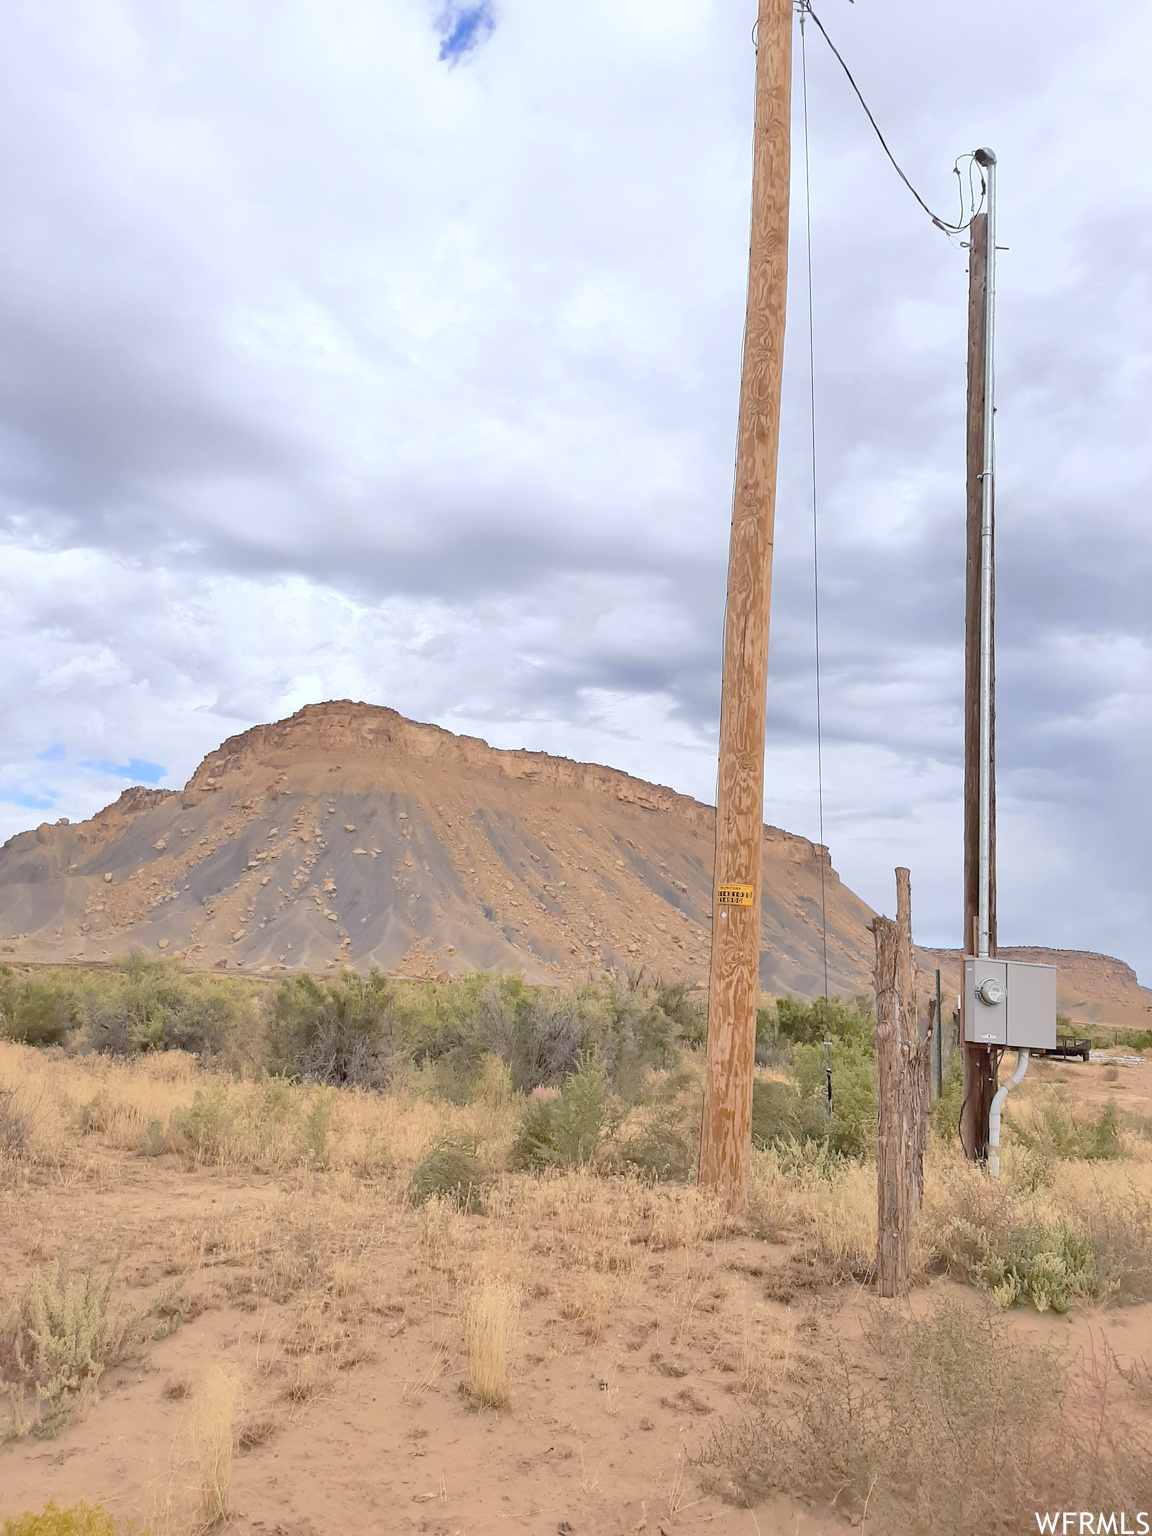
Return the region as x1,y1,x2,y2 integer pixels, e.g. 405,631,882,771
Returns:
464,1277,519,1407
195,1363,241,1529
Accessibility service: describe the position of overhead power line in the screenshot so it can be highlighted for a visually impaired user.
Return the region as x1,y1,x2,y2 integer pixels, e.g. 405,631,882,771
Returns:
796,1,985,234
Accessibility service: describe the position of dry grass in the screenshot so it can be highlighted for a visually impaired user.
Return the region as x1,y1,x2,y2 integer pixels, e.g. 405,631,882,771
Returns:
463,1278,519,1407
703,1293,1152,1532
194,1364,241,1529
0,1042,504,1183
6,1036,1152,1533
0,1504,137,1536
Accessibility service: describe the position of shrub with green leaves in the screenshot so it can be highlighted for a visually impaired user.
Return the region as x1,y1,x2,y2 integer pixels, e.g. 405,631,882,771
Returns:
263,967,694,1100
930,1050,963,1141
0,968,81,1047
653,978,706,1048
750,1036,876,1162
1007,1091,1123,1161
83,952,247,1060
409,1139,487,1210
761,993,874,1048
616,1100,698,1182
943,1210,1098,1313
511,1054,613,1169
266,968,395,1087
167,1085,235,1163
3,1263,131,1438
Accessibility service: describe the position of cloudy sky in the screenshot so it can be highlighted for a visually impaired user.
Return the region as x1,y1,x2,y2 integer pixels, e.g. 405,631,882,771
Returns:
0,0,1148,979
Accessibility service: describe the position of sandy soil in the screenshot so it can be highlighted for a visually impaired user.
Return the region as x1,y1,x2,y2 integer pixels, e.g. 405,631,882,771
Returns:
4,1050,1152,1534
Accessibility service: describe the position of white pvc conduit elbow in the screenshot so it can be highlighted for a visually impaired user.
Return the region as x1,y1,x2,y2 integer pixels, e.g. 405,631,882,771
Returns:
988,1048,1029,1178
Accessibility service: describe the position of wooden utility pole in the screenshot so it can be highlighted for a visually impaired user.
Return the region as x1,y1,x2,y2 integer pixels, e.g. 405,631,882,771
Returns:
699,0,793,1213
961,208,997,1161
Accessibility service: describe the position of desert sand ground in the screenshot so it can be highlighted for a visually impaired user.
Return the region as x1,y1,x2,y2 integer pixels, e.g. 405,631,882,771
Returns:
4,1041,1152,1535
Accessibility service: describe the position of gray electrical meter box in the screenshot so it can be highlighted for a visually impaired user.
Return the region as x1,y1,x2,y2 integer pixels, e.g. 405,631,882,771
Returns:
963,957,1057,1050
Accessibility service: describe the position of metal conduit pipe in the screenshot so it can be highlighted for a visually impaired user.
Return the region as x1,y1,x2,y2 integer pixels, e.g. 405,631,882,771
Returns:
988,1048,1029,1178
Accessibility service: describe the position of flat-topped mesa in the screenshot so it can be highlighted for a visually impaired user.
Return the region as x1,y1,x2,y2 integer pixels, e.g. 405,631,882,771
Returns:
0,699,1141,1016
927,945,1146,992
182,699,830,865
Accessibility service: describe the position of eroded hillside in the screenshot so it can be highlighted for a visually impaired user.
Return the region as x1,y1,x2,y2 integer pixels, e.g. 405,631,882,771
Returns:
0,702,872,996
2,701,1148,1025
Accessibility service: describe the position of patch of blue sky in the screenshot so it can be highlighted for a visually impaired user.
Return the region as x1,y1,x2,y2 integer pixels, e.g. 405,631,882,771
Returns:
36,744,66,762
0,788,57,810
438,2,495,63
81,758,166,784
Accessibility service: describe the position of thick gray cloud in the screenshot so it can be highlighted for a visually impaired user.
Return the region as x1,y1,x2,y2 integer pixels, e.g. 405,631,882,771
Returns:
0,0,1147,978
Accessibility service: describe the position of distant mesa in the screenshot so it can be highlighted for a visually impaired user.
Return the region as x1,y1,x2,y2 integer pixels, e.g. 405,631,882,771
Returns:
0,700,1147,1026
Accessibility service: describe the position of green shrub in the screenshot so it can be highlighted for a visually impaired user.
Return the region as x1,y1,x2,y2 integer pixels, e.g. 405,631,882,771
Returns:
263,968,691,1102
511,1054,612,1169
751,1077,803,1147
409,1140,487,1211
944,1211,1097,1313
616,1109,697,1182
0,972,81,1048
794,1038,876,1159
933,1163,1152,1313
1,1504,138,1536
84,953,246,1060
1113,1027,1152,1052
930,1050,963,1141
767,994,874,1047
1007,1091,1124,1161
749,1038,875,1161
932,1169,1101,1313
265,969,395,1087
2,1263,145,1438
167,1085,234,1163
654,979,706,1048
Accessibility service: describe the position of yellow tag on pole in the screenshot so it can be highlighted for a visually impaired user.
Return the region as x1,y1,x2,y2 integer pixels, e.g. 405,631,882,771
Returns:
715,883,755,908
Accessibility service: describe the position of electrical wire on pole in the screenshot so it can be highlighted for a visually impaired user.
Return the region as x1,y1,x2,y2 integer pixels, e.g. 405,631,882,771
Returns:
794,2,985,235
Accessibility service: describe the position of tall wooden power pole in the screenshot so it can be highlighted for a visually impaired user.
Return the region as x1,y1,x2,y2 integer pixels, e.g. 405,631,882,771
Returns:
699,0,793,1211
961,171,998,1160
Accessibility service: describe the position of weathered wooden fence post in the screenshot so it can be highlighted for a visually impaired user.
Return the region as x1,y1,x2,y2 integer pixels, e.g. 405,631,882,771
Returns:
896,868,927,1212
875,867,927,1295
873,906,906,1297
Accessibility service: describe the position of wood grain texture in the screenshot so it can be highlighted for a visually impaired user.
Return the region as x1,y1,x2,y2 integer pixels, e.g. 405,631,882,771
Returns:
699,0,793,1211
896,867,927,1212
961,213,997,1160
873,911,907,1297
876,869,927,1293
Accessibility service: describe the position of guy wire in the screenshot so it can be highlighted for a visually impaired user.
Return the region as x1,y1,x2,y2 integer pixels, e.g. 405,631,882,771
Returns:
800,11,830,1001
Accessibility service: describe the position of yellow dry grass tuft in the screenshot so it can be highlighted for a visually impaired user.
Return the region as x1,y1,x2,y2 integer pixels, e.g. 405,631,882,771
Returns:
194,1363,241,1530
463,1277,519,1407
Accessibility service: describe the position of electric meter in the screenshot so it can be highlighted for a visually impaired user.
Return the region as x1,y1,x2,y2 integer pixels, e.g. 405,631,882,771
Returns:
963,958,1056,1049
